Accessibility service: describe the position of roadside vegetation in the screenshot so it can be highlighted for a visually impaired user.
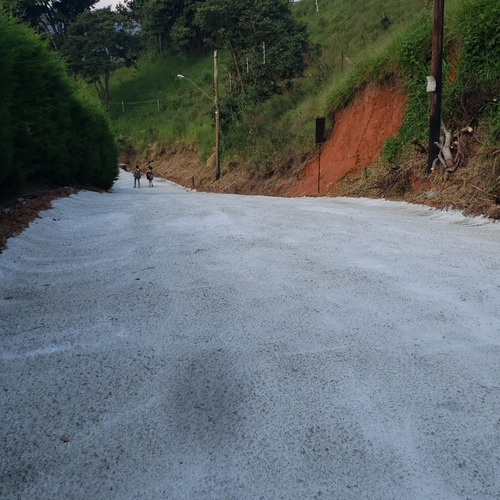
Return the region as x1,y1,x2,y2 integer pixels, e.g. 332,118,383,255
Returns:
108,0,426,166
0,11,118,198
330,0,500,218
1,0,499,217
106,0,498,218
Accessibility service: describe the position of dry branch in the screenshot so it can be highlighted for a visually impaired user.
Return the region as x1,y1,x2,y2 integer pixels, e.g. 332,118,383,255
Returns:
434,120,455,172
432,120,475,177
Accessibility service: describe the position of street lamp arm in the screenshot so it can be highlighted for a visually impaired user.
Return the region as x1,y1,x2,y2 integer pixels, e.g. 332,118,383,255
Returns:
177,49,220,182
177,74,215,104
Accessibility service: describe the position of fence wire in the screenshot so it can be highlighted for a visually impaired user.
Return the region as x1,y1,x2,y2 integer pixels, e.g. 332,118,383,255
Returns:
108,90,212,116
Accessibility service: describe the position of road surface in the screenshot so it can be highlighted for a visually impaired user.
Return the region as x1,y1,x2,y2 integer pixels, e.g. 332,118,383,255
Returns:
1,171,499,499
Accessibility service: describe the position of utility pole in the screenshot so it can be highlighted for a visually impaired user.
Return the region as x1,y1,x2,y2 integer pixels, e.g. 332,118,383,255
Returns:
214,50,220,180
427,0,445,173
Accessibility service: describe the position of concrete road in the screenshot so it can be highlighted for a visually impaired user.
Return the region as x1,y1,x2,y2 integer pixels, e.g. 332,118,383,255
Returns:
1,171,499,499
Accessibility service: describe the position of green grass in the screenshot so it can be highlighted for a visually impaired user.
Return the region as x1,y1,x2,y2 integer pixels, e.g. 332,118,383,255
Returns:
106,0,500,172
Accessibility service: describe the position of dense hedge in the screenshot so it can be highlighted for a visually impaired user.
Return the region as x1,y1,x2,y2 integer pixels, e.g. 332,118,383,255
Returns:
0,14,118,199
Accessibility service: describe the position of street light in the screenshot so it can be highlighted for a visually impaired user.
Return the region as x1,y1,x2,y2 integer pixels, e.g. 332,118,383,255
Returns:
176,74,214,104
177,50,220,180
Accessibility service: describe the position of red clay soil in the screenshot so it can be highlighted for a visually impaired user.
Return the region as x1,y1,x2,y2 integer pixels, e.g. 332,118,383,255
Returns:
0,187,77,252
286,83,407,197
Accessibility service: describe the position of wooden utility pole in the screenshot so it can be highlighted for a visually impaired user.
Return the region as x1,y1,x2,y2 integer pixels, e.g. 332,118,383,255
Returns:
427,0,445,173
214,50,220,180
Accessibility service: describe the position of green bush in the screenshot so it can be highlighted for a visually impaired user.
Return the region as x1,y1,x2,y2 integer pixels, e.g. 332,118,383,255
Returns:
455,0,500,85
449,0,500,130
381,14,432,162
0,15,28,195
70,97,118,190
0,13,118,198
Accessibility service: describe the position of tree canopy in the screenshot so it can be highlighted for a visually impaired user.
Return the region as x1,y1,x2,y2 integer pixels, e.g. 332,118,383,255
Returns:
63,8,141,108
119,0,203,53
196,0,309,100
1,0,98,49
119,0,310,102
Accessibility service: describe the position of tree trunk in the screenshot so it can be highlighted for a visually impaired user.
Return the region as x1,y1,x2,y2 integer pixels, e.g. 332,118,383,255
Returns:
94,78,107,109
103,72,110,110
229,43,245,94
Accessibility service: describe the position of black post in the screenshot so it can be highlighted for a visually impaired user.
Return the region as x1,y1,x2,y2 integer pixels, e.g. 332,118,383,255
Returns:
318,144,321,194
315,117,326,194
427,0,445,173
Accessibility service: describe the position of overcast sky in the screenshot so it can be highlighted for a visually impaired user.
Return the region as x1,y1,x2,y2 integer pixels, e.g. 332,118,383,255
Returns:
94,0,118,8
93,0,302,10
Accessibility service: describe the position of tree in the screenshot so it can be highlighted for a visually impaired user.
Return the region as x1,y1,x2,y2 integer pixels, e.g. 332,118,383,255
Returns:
1,0,98,49
195,0,310,100
119,0,203,53
63,8,141,108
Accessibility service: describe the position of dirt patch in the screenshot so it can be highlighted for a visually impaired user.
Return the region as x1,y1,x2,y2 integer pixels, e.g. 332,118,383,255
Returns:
287,83,407,196
0,187,77,253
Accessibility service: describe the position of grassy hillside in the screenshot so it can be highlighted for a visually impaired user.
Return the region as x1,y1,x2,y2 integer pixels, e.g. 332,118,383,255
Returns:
108,0,423,151
108,0,500,217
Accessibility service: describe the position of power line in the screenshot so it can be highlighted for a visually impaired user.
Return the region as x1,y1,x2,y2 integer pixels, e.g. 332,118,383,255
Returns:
314,0,371,44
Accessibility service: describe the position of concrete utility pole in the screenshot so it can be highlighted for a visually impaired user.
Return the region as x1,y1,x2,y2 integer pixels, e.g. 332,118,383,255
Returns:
214,50,220,180
177,52,220,181
427,0,445,173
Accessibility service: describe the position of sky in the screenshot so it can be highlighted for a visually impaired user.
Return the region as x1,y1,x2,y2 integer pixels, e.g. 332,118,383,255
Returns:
93,0,303,10
94,0,118,8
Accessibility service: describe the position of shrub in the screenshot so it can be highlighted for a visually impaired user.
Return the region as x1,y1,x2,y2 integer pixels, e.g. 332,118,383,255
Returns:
0,13,118,198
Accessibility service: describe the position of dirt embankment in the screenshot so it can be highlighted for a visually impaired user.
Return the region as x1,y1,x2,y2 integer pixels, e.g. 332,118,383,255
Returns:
121,80,499,218
120,83,407,198
287,83,407,197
